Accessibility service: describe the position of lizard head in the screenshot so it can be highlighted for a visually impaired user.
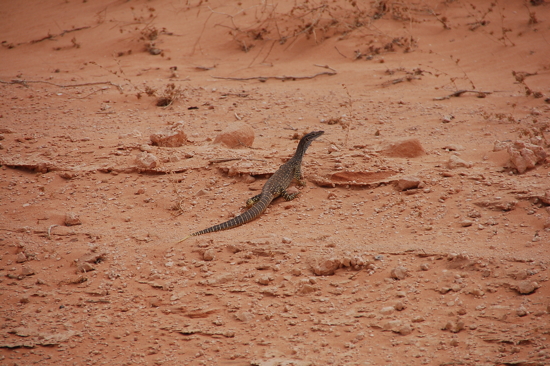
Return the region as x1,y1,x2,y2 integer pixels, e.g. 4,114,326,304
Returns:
299,130,324,150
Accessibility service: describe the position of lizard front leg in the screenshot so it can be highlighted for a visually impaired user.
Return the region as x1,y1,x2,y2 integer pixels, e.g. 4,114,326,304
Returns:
294,166,306,186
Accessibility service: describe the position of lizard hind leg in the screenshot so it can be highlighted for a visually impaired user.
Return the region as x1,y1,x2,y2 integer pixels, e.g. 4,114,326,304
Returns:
281,189,300,201
246,194,262,207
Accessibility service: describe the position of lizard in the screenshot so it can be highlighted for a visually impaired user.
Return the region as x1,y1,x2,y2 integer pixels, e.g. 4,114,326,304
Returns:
177,130,324,242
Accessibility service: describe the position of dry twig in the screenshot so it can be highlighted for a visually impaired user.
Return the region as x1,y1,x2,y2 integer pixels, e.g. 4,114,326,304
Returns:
433,90,492,100
212,64,336,82
0,79,123,93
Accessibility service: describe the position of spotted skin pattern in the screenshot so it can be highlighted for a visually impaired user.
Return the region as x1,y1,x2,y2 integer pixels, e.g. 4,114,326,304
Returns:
177,131,324,242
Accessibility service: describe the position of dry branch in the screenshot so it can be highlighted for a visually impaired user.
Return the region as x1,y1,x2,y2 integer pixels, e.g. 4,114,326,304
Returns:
212,64,336,82
433,90,492,100
0,79,123,93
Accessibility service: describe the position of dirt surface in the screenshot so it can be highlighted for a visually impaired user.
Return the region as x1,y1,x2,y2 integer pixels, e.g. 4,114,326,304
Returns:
1,1,550,365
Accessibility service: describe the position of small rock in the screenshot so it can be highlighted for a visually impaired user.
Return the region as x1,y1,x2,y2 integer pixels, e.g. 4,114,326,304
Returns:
397,323,412,336
296,283,317,295
384,320,412,335
380,306,395,315
328,144,340,153
379,138,425,158
516,306,528,317
213,122,254,148
468,288,484,297
235,311,255,322
515,281,539,295
150,123,187,147
290,268,301,276
460,219,473,227
543,217,550,229
443,144,465,151
77,262,95,273
135,152,158,169
394,301,405,311
257,275,272,285
390,266,408,280
58,171,77,180
494,140,511,152
282,237,292,244
412,316,425,323
203,249,215,261
442,114,454,123
64,212,81,226
396,176,421,191
447,155,472,169
444,320,464,333
420,263,430,271
21,266,35,276
474,200,517,212
16,252,27,263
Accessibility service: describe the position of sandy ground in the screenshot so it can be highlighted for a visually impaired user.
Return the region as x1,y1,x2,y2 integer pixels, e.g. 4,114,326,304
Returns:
1,0,550,365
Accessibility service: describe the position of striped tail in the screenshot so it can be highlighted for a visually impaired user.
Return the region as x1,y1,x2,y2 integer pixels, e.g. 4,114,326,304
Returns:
176,194,272,242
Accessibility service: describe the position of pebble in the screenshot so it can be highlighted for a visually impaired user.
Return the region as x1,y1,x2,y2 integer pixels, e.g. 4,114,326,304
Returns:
77,262,94,273
213,122,254,148
235,311,255,322
441,114,455,123
380,138,425,158
447,155,472,169
16,252,27,263
282,237,292,244
396,176,421,191
444,320,464,333
203,249,215,261
64,212,82,226
384,320,412,335
516,306,528,317
150,123,187,147
514,281,538,295
135,152,158,169
420,263,430,271
391,266,408,280
21,266,35,276
380,306,395,315
443,144,465,151
256,275,273,285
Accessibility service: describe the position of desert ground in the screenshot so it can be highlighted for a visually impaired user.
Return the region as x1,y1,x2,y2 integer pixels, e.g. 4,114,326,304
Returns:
1,0,549,365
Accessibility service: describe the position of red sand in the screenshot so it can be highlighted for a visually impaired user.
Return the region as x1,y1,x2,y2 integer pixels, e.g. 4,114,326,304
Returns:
1,1,549,365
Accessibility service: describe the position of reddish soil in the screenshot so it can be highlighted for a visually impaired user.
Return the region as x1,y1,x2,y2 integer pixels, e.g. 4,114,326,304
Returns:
1,1,549,365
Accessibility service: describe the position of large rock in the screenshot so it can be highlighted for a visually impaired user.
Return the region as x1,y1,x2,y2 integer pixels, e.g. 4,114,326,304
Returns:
150,123,187,147
496,140,548,174
311,257,341,276
213,122,254,148
379,138,425,158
